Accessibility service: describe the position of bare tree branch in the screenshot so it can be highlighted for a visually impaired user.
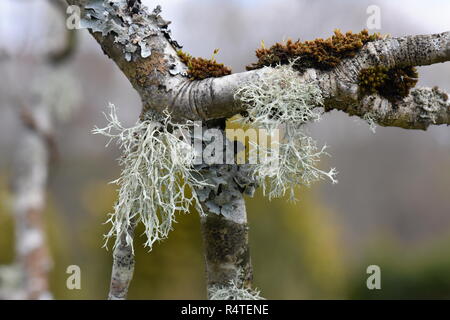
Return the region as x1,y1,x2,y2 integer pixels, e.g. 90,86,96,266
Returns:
11,100,53,300
365,32,450,69
200,206,253,298
108,223,135,300
327,86,450,130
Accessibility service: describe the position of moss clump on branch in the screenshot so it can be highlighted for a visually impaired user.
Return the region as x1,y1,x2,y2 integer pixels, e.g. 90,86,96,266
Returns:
177,49,232,80
246,29,381,72
358,66,419,102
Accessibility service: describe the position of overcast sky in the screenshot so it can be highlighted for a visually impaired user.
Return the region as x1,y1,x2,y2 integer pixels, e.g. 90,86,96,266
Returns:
2,0,450,54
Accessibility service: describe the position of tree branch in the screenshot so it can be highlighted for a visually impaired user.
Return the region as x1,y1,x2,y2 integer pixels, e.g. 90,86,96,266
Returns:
200,202,253,298
327,86,450,130
196,159,257,298
70,1,450,129
108,223,135,300
364,32,450,69
11,100,53,300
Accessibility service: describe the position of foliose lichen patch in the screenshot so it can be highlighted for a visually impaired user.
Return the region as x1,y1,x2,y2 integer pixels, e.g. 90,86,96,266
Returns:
412,87,449,124
81,0,181,62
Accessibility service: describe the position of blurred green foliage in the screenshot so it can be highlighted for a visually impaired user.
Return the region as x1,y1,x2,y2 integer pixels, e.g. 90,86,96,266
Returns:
349,236,450,299
2,174,450,299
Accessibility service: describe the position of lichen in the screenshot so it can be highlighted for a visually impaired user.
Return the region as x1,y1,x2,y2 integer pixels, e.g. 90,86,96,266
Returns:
81,1,179,62
177,49,232,80
235,62,337,201
194,163,257,222
93,104,210,251
247,29,381,72
362,112,378,133
412,87,449,124
208,268,263,300
209,280,264,300
358,66,419,102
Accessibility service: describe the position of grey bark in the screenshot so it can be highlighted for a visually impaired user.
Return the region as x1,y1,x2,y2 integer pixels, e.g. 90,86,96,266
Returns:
1,0,78,299
11,101,54,300
108,223,135,300
200,205,253,298
197,163,255,297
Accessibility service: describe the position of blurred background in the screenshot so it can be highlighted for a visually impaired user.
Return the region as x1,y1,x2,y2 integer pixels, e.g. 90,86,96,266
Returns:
0,0,450,299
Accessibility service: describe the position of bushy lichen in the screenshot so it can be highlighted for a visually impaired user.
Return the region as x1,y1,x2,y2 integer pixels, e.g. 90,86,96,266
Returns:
358,66,419,102
209,280,264,300
208,268,263,300
235,62,337,201
247,29,381,72
177,49,232,80
237,61,323,129
93,104,210,251
362,112,378,133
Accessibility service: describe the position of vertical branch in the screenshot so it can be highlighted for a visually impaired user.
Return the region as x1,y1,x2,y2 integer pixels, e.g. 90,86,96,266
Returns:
200,196,253,298
196,122,258,299
11,102,54,300
108,224,135,300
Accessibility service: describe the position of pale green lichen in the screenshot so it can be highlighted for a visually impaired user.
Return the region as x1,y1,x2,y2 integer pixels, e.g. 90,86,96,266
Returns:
235,62,337,200
93,104,209,251
209,281,264,300
209,269,264,300
363,112,378,133
250,128,337,200
236,63,323,130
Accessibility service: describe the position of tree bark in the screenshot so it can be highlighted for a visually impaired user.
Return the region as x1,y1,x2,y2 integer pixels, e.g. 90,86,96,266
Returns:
64,1,450,127
108,223,135,300
11,102,54,300
194,121,257,298
200,203,253,298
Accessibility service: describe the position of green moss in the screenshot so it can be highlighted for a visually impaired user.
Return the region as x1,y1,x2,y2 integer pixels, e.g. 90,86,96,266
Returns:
247,29,382,72
177,49,232,80
358,66,419,102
